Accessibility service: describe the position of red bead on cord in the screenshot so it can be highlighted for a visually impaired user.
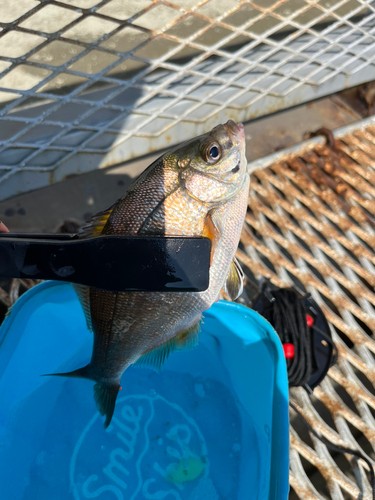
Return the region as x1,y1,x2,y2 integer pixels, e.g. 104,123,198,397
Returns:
306,314,314,328
283,343,295,359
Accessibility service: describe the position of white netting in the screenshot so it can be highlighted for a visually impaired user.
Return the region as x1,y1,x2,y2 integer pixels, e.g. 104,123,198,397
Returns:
0,0,375,199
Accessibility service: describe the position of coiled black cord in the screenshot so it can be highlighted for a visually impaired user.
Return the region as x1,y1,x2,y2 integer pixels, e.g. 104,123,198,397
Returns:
256,287,313,387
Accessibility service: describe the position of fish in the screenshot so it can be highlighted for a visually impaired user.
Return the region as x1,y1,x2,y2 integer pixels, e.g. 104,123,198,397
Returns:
52,120,249,428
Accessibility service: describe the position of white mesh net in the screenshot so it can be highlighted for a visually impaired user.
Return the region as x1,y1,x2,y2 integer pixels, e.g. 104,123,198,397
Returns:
0,0,375,199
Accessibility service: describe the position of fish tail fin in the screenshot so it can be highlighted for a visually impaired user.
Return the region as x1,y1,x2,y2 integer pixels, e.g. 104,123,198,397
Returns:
93,382,121,429
44,366,119,428
43,364,92,380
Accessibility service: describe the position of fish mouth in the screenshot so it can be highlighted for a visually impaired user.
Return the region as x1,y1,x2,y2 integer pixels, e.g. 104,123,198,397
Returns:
231,162,240,174
225,120,245,144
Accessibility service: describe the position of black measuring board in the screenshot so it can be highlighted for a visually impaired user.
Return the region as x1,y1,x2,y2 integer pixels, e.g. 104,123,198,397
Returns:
0,234,211,293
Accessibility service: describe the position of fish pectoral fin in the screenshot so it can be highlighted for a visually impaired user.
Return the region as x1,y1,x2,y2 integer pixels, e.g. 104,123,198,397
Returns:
224,257,244,300
94,382,121,429
202,211,220,265
135,319,202,372
72,284,93,333
78,204,115,237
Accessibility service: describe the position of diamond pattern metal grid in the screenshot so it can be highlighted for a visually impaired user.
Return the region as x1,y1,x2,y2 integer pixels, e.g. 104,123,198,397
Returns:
1,0,375,200
232,116,375,500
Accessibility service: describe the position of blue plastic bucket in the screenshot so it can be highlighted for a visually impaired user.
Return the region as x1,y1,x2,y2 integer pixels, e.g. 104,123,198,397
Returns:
0,281,289,500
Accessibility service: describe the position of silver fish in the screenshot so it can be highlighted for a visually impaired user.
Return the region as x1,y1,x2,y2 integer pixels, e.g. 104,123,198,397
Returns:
55,120,249,427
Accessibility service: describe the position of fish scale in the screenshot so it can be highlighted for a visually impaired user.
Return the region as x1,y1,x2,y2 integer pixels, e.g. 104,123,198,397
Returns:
102,159,180,235
140,187,207,235
54,120,249,428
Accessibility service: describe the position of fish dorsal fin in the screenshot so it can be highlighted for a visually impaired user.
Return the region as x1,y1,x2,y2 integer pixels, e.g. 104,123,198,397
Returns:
72,284,93,332
78,205,114,238
135,319,201,372
202,212,220,265
224,257,244,300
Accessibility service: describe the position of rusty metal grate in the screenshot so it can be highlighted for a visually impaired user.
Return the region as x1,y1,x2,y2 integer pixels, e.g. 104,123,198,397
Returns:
0,279,41,312
1,0,375,200
233,116,375,500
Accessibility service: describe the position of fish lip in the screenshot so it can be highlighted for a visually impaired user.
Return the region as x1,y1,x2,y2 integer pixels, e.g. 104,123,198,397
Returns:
225,120,245,142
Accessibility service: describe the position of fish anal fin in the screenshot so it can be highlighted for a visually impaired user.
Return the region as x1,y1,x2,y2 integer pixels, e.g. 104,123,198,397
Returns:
93,382,121,429
202,212,220,265
224,257,244,300
72,284,93,333
78,205,114,238
135,319,201,372
135,339,176,373
174,320,201,351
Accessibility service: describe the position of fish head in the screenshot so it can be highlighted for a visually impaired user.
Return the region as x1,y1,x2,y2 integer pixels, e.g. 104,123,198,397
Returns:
174,120,247,204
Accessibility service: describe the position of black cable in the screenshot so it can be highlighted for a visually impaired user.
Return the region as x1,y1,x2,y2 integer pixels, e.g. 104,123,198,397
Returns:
290,402,375,500
256,286,313,386
310,323,338,368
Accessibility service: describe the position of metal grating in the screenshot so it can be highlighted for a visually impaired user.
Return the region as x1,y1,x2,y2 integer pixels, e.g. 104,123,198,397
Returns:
1,0,375,200
0,278,41,311
234,116,375,500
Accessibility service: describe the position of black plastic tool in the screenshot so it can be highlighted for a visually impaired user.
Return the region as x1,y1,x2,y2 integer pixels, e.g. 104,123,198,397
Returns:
0,233,211,293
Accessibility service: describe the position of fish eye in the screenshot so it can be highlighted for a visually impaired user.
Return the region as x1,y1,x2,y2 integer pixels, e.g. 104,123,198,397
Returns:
203,142,222,164
210,146,219,160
